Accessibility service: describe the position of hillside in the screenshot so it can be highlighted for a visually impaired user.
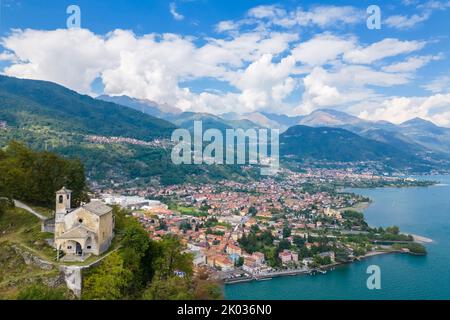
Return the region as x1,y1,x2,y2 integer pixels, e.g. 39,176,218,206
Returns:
0,76,175,140
280,125,432,171
0,199,68,299
0,76,259,186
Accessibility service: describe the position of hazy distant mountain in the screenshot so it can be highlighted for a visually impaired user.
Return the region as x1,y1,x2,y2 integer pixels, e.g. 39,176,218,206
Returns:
222,112,284,130
99,95,262,132
400,117,450,135
164,112,261,132
97,95,183,118
360,128,427,155
298,109,363,127
245,109,450,160
398,118,450,154
260,112,304,129
94,95,450,160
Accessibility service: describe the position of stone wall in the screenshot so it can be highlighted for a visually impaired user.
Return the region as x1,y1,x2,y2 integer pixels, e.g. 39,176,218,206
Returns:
41,217,55,233
60,266,82,298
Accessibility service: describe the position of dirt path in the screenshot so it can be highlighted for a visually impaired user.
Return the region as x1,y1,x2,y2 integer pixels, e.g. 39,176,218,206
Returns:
13,200,47,221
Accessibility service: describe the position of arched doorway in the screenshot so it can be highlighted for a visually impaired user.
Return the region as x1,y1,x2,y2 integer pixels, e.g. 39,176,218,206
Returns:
75,242,83,256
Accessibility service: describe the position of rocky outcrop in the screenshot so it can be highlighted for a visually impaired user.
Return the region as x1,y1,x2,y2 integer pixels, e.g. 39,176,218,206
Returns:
11,245,54,270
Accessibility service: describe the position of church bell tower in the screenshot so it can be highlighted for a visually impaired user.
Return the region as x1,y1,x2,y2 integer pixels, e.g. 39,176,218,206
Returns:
55,186,72,239
56,186,72,214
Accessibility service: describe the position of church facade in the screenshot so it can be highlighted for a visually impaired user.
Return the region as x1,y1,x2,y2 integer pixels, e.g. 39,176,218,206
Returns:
54,187,114,260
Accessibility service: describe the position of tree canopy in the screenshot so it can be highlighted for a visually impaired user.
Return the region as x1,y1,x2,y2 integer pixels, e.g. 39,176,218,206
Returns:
0,141,88,208
82,207,222,300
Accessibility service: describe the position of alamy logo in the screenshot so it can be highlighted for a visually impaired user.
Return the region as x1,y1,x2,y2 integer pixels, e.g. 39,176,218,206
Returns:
367,5,381,30
171,121,279,176
366,265,381,290
66,5,81,29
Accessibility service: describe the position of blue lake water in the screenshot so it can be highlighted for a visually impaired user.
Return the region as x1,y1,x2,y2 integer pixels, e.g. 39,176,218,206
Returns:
225,175,450,300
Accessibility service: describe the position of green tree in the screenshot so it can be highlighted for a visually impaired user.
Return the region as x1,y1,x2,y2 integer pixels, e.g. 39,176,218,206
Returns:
248,206,257,216
17,283,67,300
278,239,291,251
293,236,306,248
282,226,292,238
152,235,193,280
386,226,400,235
82,252,132,300
143,276,193,300
0,141,88,207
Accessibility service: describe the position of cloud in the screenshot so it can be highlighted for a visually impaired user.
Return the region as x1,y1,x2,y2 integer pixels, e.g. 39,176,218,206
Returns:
216,4,364,33
385,13,431,29
295,64,411,115
344,38,426,64
228,54,297,111
382,55,441,73
422,75,450,93
386,0,450,29
169,2,184,21
0,27,301,114
0,3,447,125
215,20,239,33
290,5,364,28
359,94,450,126
247,5,286,20
291,33,356,67
1,28,115,94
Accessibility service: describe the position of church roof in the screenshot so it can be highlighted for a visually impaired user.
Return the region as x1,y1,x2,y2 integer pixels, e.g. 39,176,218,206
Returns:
58,225,95,240
56,186,72,194
82,201,112,216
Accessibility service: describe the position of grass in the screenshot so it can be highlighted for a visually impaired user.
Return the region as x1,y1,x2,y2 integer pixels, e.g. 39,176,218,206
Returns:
28,204,54,219
0,241,61,299
0,206,57,262
0,207,39,233
172,205,208,217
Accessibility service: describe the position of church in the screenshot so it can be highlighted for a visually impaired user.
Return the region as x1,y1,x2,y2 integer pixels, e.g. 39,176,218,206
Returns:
53,187,114,261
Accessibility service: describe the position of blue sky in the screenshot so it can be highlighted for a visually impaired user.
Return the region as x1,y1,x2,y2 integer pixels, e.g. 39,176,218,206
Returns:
1,0,450,125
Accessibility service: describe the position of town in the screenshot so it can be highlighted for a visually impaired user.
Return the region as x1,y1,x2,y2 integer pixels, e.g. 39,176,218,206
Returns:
92,168,430,283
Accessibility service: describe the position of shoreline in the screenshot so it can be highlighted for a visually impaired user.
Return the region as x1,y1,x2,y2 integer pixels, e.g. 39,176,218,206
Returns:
410,234,433,244
225,250,397,285
338,201,371,213
349,200,434,244
225,186,434,287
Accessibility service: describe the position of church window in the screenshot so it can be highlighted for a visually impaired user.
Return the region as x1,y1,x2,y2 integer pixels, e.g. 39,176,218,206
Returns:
79,218,83,224
59,195,64,204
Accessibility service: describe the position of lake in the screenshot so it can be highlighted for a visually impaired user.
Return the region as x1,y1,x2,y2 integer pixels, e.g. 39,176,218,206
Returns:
225,175,450,300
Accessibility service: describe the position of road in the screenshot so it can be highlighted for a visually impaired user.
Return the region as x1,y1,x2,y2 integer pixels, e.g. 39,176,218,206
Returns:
224,214,251,251
13,200,47,221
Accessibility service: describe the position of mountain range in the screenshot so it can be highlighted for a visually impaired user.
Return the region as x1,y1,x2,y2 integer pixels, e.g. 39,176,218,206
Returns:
98,95,262,131
99,94,450,162
0,76,256,186
1,76,449,186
